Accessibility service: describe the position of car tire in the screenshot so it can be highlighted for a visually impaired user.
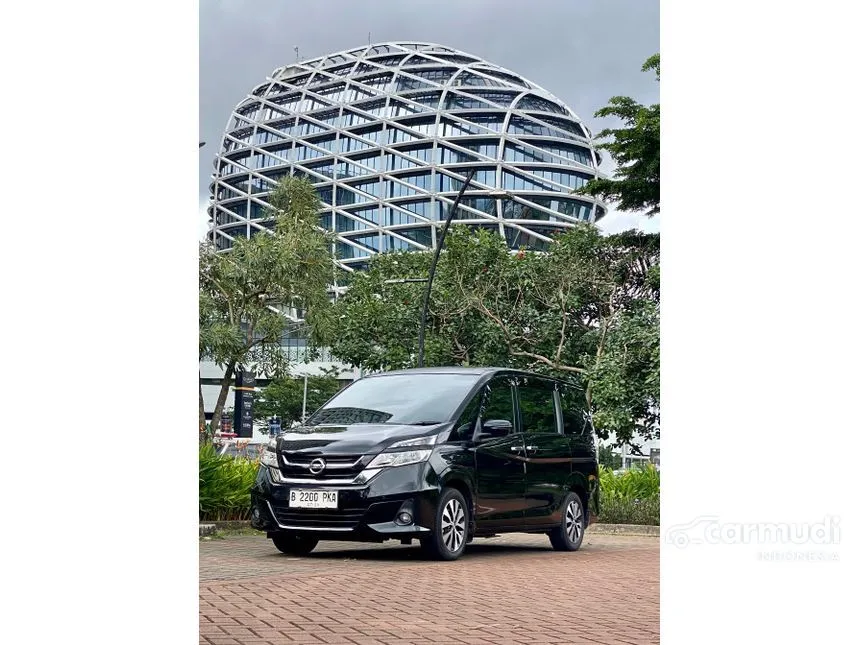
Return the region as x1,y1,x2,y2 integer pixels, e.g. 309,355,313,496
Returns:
420,488,469,561
271,532,319,556
548,491,586,552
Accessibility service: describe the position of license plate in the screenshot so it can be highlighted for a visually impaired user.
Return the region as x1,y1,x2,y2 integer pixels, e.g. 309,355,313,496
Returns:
289,489,338,509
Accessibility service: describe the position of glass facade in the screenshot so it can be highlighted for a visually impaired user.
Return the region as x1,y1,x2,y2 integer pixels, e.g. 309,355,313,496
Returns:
208,42,607,269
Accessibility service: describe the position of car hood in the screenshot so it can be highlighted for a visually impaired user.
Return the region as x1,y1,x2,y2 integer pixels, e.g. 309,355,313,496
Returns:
275,422,449,456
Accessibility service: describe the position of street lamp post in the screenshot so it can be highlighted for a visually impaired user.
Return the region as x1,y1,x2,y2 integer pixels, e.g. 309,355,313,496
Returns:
417,168,477,367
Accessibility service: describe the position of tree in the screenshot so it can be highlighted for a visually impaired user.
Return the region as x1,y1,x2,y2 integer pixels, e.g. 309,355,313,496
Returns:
598,444,622,470
440,226,660,445
312,224,660,446
254,369,344,426
311,249,504,372
578,54,660,216
199,177,334,435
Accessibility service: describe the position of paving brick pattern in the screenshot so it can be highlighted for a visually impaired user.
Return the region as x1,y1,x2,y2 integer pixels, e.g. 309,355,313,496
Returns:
200,533,659,644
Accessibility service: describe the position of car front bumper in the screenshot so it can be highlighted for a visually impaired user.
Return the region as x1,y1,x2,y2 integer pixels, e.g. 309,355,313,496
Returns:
250,462,442,541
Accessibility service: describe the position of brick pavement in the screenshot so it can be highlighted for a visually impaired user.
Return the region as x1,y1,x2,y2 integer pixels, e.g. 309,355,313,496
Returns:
200,532,659,645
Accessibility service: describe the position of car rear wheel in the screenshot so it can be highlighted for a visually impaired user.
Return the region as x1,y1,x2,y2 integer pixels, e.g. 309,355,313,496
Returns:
420,488,468,561
271,532,319,556
549,492,585,551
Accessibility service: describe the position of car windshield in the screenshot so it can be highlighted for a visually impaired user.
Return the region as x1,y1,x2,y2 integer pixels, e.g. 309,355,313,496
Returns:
305,373,481,426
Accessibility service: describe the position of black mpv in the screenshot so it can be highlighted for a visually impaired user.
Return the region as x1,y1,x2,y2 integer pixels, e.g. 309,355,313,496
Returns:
251,367,599,561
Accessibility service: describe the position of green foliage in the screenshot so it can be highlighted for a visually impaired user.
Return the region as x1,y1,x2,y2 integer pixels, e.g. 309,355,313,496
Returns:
312,224,660,445
198,443,258,521
586,299,660,442
599,496,660,525
254,369,344,425
598,444,622,470
598,463,660,525
199,176,336,431
599,464,660,500
579,54,660,216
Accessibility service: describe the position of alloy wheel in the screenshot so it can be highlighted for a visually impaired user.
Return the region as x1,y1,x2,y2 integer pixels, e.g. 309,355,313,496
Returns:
440,497,466,552
565,498,583,544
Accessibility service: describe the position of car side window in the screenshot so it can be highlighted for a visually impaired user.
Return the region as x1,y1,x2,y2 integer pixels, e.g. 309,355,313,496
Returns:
559,385,588,435
449,391,482,442
480,377,516,437
518,377,559,433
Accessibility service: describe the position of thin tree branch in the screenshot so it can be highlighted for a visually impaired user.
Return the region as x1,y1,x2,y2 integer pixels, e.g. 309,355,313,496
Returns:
510,350,586,373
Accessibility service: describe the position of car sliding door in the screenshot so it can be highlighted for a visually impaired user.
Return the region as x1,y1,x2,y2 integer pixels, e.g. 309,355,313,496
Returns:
518,377,572,528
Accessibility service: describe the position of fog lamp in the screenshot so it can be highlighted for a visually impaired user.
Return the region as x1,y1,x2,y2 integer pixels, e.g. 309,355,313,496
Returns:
396,511,413,525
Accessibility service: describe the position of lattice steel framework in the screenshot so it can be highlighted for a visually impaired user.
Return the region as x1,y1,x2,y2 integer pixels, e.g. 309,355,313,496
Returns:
208,42,608,271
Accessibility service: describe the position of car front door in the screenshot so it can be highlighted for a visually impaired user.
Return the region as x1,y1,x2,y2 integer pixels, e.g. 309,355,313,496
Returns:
517,377,573,528
471,375,527,529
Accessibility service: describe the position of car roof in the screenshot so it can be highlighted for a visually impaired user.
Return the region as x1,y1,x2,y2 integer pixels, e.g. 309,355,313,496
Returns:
364,366,580,388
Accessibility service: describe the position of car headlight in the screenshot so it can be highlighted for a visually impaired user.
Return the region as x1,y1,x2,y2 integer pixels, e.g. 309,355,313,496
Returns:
365,434,438,469
367,449,432,469
260,448,278,468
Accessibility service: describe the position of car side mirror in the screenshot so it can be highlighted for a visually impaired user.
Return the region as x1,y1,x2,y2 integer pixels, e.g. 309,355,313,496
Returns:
475,419,512,441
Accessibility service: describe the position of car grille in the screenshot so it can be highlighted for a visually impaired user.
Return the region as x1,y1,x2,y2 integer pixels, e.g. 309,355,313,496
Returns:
278,439,334,451
279,453,368,481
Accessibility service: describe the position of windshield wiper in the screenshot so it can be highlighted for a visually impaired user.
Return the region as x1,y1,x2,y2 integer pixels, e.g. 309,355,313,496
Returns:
409,421,442,426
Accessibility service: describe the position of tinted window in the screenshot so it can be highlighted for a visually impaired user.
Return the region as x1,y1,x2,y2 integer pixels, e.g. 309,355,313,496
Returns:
481,377,515,434
450,391,482,442
518,378,558,433
306,373,481,426
559,385,588,435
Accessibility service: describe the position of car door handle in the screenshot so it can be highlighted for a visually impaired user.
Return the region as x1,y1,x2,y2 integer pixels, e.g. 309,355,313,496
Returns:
525,445,538,452
510,445,525,453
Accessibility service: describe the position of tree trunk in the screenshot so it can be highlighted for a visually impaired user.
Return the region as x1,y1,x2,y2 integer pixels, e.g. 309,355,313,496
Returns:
199,372,207,441
210,361,236,436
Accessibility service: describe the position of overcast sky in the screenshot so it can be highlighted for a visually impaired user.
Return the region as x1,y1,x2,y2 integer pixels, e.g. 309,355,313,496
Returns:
199,0,660,236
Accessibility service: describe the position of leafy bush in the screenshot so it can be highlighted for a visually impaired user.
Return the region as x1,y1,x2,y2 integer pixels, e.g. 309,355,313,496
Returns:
599,463,660,499
199,443,258,521
599,496,660,525
598,464,660,525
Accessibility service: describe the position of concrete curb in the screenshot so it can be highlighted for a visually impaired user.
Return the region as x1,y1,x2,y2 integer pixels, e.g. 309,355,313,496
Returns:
199,521,252,537
200,520,658,537
589,523,659,536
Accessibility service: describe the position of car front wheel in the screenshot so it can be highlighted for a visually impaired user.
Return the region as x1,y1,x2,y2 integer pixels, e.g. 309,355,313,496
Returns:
271,532,319,556
421,488,468,561
549,491,585,551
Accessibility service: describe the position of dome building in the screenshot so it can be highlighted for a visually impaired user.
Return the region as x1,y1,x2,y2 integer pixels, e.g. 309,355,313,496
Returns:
207,42,607,271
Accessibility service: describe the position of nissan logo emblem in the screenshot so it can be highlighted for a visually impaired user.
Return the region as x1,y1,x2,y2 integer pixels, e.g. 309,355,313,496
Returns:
309,458,326,475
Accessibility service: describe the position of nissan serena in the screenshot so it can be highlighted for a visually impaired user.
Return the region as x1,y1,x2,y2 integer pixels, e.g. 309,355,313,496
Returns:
250,367,599,561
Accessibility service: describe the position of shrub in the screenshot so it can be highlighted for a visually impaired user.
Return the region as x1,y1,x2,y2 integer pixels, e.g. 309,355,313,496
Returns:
599,496,660,525
597,463,660,525
199,443,258,521
599,463,660,499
